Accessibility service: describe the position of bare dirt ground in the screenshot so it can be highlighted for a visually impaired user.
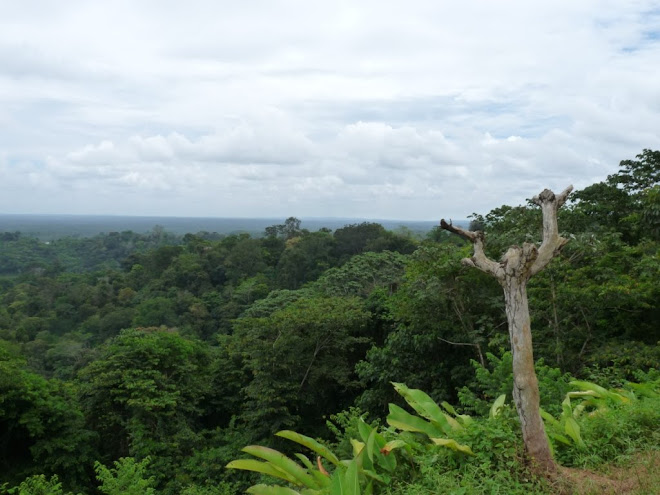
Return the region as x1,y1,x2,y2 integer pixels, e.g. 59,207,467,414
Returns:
552,451,659,495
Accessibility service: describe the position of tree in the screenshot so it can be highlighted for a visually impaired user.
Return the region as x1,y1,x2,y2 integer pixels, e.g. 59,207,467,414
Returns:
263,217,303,240
332,222,388,261
441,186,573,472
356,244,500,416
608,149,659,193
78,328,212,488
233,296,371,438
276,231,336,289
0,342,96,491
566,149,660,243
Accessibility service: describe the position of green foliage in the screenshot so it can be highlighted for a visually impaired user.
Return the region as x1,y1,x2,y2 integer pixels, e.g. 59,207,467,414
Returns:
227,383,555,495
458,351,573,416
584,341,660,385
325,407,377,461
94,457,156,495
1,150,659,493
332,222,390,261
276,232,336,290
384,383,473,456
311,251,407,299
0,343,96,490
536,376,660,468
227,420,402,495
78,328,212,490
3,475,72,495
569,396,660,467
233,296,371,437
357,244,498,416
610,149,660,194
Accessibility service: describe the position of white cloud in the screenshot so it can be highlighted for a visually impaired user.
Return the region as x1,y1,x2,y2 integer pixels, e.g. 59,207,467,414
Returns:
1,1,659,219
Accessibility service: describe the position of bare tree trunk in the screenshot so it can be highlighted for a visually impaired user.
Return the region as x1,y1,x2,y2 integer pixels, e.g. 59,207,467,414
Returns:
503,278,553,470
441,186,573,473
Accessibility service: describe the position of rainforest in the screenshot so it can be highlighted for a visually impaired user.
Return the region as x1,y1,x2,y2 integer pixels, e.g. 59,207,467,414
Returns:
1,150,658,495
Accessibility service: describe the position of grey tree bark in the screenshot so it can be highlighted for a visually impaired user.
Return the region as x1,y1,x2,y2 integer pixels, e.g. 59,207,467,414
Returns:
441,186,573,472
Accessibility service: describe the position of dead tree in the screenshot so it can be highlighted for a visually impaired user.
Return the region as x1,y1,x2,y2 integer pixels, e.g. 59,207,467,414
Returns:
441,186,573,472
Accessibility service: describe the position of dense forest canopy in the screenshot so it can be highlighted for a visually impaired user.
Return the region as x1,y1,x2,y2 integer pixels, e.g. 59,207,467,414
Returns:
0,150,658,494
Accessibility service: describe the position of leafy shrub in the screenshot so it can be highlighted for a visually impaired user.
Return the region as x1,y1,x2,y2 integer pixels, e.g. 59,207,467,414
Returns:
558,396,660,467
325,406,378,460
3,475,70,495
227,378,660,495
458,351,573,416
584,341,660,385
539,376,660,468
94,457,156,495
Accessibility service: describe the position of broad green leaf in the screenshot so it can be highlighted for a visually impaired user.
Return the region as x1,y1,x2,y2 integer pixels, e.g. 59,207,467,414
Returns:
604,390,629,403
370,431,397,472
456,414,473,426
561,396,573,419
444,415,462,431
361,468,389,485
226,460,298,485
365,428,377,463
549,433,572,446
489,394,506,419
440,402,474,426
247,484,302,495
294,453,314,471
355,434,374,473
573,403,586,418
567,390,598,399
343,459,360,495
441,401,458,416
330,470,343,495
569,380,609,397
277,430,341,466
430,437,475,455
386,403,444,438
357,418,372,444
626,381,659,399
615,388,637,401
350,439,365,458
540,407,560,428
294,455,331,488
564,417,585,448
391,382,456,433
380,439,408,455
581,397,605,411
242,446,319,489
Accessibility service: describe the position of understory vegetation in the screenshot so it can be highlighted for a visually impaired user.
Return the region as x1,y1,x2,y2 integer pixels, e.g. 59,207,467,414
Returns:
1,150,658,494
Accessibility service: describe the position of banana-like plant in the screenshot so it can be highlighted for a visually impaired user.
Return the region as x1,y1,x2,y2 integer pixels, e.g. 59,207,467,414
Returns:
541,379,641,451
227,383,479,494
227,428,390,495
385,382,474,455
624,378,660,399
540,397,585,450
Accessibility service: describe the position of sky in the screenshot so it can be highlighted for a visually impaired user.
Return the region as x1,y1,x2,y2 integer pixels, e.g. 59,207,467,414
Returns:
1,1,659,221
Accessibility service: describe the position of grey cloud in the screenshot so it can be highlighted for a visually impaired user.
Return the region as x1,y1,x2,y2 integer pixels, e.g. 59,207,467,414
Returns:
1,1,660,219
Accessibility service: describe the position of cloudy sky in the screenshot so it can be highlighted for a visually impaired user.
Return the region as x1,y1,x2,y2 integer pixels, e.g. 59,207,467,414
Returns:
1,1,659,220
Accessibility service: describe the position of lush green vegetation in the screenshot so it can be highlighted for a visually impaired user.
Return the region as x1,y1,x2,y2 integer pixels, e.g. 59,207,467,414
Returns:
1,150,658,494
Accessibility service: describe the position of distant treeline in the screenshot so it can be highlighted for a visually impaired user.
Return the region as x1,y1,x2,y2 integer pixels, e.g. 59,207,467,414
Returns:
0,214,443,240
